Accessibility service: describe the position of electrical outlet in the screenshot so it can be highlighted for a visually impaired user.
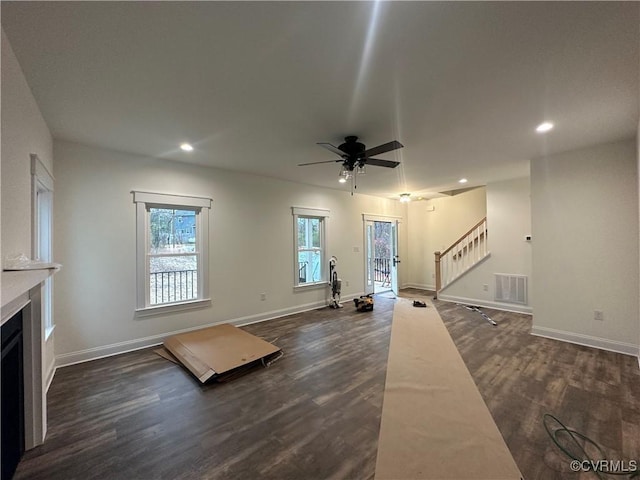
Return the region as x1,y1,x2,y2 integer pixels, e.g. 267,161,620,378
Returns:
483,284,489,291
594,310,604,321
260,293,267,301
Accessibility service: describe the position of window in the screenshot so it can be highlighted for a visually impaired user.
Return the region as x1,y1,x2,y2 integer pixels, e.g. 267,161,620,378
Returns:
148,208,198,305
31,154,54,336
133,191,211,314
292,207,329,287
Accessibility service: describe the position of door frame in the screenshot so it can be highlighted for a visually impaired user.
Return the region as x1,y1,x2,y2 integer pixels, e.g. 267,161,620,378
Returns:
362,214,402,295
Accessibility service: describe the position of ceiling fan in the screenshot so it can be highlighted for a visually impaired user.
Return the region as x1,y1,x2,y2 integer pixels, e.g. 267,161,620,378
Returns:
298,136,404,194
299,135,403,171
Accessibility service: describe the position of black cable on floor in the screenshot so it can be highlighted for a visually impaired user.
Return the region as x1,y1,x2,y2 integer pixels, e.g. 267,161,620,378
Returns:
543,413,639,479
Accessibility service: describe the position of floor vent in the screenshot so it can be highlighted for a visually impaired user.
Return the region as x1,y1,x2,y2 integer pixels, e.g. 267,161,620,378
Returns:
494,274,527,305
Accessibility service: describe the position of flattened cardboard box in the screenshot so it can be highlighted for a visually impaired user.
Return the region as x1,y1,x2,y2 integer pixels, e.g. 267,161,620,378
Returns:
163,323,281,383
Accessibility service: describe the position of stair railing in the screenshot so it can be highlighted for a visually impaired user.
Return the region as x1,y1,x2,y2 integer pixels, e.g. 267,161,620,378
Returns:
434,217,488,298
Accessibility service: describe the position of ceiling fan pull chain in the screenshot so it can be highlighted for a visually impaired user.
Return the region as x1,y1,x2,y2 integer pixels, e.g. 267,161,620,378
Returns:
353,170,358,195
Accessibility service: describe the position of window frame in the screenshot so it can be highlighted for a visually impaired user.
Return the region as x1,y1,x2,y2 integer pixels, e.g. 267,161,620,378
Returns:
31,154,55,338
133,191,212,316
292,207,329,289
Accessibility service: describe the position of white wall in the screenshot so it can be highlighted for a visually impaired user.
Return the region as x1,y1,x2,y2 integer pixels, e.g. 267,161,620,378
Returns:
53,140,406,364
439,177,533,313
405,187,486,290
1,29,56,384
1,29,54,258
531,139,639,356
638,119,640,362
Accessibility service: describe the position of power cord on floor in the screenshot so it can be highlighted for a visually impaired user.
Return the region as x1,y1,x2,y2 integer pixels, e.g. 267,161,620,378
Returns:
261,350,284,367
543,413,639,479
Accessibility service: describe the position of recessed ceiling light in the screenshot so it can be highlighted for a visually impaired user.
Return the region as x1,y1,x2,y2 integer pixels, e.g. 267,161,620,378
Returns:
536,122,554,133
180,143,194,152
459,178,468,184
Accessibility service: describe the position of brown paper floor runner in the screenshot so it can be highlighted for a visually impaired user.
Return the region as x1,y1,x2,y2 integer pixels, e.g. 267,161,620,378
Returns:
374,298,523,480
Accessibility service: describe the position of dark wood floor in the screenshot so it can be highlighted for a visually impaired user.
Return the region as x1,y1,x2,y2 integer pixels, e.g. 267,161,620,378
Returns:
432,294,640,480
13,290,640,480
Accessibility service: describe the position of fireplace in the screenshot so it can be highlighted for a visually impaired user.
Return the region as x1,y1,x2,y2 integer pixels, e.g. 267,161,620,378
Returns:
1,309,25,480
1,267,59,471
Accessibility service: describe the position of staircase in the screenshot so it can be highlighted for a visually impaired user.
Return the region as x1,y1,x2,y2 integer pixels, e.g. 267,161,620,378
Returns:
434,217,489,298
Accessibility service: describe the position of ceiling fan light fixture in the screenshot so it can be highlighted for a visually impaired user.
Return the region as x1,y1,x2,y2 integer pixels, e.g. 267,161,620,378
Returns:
339,166,353,180
399,193,411,203
357,164,366,175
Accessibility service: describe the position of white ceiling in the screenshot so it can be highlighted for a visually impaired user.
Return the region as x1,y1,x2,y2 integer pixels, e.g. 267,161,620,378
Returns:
2,1,638,199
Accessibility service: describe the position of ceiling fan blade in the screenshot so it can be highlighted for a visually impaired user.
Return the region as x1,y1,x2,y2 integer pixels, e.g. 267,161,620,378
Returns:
298,159,342,166
363,140,404,158
366,158,400,168
317,142,346,157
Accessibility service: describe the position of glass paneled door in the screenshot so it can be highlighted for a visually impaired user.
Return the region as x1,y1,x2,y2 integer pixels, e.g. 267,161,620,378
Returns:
390,219,399,296
363,217,400,295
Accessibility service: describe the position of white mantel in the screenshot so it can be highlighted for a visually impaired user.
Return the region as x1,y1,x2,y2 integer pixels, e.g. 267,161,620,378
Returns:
1,267,59,449
2,269,57,323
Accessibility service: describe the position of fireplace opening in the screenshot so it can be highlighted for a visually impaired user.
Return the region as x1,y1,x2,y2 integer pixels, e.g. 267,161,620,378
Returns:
2,309,25,480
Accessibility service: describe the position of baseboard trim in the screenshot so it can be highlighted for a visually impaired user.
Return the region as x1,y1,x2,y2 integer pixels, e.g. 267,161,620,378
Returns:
531,325,639,358
233,292,362,327
44,363,56,393
436,294,533,315
402,283,436,291
55,335,164,368
55,293,363,368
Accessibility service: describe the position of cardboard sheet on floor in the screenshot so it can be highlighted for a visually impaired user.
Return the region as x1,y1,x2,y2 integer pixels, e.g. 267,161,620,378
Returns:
163,323,281,383
374,298,523,480
154,347,180,365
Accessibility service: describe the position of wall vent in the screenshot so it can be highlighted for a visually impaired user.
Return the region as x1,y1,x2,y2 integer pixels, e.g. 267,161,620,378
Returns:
494,274,527,305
